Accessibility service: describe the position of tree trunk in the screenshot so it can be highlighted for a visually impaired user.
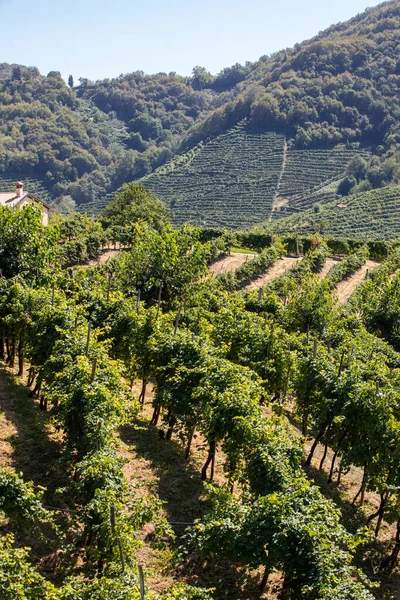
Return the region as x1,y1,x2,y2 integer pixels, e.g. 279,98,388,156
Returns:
29,373,43,398
259,565,270,591
0,335,4,360
336,456,344,486
138,379,147,406
17,338,24,377
27,367,36,387
327,429,347,484
375,492,389,537
166,414,176,441
210,447,216,481
150,401,161,426
352,463,368,506
319,425,330,471
301,412,308,436
8,338,16,368
380,518,400,571
366,490,389,537
201,439,216,481
305,420,329,466
185,425,196,459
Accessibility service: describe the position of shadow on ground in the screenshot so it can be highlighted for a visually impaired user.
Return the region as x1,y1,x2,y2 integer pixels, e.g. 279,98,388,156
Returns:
119,414,273,599
0,365,67,500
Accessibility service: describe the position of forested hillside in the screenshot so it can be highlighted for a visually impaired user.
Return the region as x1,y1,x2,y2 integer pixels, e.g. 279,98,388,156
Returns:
0,60,253,209
2,0,400,233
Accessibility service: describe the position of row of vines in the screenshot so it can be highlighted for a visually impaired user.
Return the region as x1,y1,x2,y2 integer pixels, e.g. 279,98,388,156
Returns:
0,205,400,598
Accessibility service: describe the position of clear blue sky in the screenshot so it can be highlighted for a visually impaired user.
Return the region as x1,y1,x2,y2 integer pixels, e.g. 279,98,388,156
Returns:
0,0,383,82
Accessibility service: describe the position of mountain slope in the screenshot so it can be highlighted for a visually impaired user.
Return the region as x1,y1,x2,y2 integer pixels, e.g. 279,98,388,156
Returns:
142,122,285,228
2,0,400,235
139,125,370,228
262,184,400,239
0,66,229,206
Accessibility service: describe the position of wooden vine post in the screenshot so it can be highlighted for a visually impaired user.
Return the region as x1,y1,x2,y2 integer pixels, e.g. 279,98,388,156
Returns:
156,283,163,319
174,305,182,335
138,565,145,599
85,321,91,357
110,504,126,572
117,537,126,572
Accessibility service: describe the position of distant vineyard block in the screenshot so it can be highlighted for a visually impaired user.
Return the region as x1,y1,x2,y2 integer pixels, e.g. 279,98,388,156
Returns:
142,122,286,229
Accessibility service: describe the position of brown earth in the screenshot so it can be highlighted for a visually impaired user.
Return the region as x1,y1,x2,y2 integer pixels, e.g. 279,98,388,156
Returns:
245,257,301,290
80,248,122,268
335,260,380,305
209,252,256,277
1,363,398,599
318,256,342,279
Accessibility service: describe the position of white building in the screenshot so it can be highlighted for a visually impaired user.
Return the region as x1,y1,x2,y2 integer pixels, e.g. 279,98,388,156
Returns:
0,181,50,226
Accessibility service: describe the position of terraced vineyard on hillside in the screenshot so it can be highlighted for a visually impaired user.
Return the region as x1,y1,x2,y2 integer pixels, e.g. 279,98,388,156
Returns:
272,146,370,218
267,185,400,240
142,122,286,229
77,194,110,216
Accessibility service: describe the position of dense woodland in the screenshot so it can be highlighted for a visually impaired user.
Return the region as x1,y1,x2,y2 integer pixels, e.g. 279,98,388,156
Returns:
0,186,400,599
1,0,400,228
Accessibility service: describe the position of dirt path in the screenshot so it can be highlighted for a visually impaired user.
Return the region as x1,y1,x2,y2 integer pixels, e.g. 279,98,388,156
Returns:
80,248,121,268
245,257,301,290
335,260,379,305
0,366,64,489
0,372,17,470
209,252,255,276
318,257,342,279
270,137,288,220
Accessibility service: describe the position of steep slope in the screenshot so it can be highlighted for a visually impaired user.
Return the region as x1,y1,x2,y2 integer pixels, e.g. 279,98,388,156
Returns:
3,0,400,231
272,146,370,218
185,0,400,153
140,0,400,229
0,66,230,208
264,184,400,239
142,122,285,228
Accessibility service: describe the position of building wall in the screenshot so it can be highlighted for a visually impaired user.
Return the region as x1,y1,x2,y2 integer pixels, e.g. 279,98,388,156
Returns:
16,197,49,226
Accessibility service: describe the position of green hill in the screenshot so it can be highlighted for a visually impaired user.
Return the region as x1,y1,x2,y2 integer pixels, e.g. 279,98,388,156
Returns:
272,146,371,218
142,122,285,228
263,184,400,239
138,129,372,228
3,1,400,236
